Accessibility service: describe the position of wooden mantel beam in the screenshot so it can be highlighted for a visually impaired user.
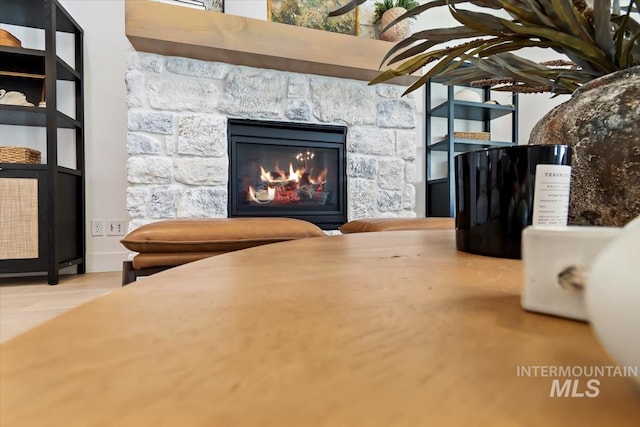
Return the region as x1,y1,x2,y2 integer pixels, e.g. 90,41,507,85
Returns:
124,0,418,86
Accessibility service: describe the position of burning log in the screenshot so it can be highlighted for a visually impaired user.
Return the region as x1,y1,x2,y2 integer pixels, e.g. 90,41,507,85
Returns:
246,162,329,205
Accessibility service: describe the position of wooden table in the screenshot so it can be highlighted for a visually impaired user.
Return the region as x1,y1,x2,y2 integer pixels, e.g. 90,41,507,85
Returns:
1,231,639,426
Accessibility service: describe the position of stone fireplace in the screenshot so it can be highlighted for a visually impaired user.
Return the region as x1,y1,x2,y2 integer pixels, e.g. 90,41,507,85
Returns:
228,119,347,229
125,49,418,231
124,1,419,232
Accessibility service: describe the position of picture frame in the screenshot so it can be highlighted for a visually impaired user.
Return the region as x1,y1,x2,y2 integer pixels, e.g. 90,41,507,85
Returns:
157,0,224,12
267,0,360,36
203,0,224,12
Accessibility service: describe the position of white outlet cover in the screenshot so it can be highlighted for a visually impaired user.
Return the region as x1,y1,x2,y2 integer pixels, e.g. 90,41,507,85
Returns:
91,220,104,236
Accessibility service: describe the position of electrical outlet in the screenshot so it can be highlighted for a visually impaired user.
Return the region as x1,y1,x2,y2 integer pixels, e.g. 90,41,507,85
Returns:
106,220,126,236
91,220,104,236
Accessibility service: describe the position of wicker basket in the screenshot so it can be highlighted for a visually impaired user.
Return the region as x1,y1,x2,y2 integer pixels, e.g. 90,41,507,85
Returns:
453,131,491,141
0,146,41,164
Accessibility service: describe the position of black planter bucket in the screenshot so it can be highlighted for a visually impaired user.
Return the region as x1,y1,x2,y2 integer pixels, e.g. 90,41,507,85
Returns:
455,144,572,259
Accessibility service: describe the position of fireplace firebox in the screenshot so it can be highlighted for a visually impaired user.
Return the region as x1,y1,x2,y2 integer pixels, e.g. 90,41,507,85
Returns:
228,119,347,229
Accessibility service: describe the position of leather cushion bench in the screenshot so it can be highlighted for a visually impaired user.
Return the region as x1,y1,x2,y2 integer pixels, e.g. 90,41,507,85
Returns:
339,217,454,233
120,218,326,285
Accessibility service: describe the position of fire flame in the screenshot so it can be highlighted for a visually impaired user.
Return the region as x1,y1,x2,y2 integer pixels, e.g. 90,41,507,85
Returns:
259,163,304,183
313,168,328,185
248,162,328,205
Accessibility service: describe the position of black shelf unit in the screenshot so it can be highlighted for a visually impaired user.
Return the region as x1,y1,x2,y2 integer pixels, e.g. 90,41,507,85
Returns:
0,0,85,285
426,80,518,217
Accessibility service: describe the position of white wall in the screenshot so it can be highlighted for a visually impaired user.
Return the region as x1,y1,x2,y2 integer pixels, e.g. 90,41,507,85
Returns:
2,0,566,272
58,0,130,272
224,0,267,20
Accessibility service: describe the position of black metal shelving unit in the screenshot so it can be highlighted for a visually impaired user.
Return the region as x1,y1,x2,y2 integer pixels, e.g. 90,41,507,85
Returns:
426,79,518,217
0,0,85,285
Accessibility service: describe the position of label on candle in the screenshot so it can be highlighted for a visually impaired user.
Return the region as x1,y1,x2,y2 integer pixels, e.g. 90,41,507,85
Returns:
533,164,571,226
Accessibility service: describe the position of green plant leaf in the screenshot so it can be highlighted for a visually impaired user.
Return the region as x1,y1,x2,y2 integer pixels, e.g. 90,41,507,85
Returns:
396,0,420,10
376,50,445,83
439,68,492,86
448,5,513,36
369,52,438,85
377,31,436,67
433,54,587,94
621,29,640,68
529,0,574,34
498,18,614,71
613,1,640,68
327,0,367,17
401,39,488,94
378,0,499,35
383,40,441,66
612,11,640,35
398,53,463,95
551,0,595,43
521,0,559,28
497,0,547,27
561,51,600,73
482,53,556,86
414,26,486,42
593,0,616,63
371,39,486,92
333,0,639,96
374,0,396,23
378,24,484,67
477,39,559,57
383,26,486,65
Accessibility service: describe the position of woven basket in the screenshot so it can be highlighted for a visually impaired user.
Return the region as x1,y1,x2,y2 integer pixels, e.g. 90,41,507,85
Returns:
0,146,41,164
453,131,491,141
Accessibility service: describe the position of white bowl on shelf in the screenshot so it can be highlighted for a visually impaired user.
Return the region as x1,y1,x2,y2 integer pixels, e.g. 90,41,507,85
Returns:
454,89,482,102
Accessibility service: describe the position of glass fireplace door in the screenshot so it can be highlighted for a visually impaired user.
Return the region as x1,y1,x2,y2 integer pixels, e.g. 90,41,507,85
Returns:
228,119,347,229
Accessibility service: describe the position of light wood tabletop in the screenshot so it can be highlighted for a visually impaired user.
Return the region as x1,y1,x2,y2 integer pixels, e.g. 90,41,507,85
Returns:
1,230,639,426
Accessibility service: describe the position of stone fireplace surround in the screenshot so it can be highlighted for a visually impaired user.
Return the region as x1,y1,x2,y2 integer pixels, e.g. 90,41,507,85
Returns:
125,48,418,231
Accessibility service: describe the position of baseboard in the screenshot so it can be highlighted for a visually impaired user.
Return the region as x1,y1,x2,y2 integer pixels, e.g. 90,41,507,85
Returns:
87,251,132,273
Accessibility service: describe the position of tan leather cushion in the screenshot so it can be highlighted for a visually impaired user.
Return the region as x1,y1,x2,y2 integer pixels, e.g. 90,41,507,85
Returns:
132,252,222,269
121,218,325,253
340,217,454,233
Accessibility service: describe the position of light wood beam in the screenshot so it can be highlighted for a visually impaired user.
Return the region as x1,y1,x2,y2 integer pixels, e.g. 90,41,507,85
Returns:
125,0,418,86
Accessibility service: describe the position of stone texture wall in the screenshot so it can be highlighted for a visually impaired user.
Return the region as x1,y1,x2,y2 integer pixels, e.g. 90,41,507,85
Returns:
126,45,418,231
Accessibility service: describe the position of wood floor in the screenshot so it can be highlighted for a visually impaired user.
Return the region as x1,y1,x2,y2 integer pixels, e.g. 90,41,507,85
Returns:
0,272,122,344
